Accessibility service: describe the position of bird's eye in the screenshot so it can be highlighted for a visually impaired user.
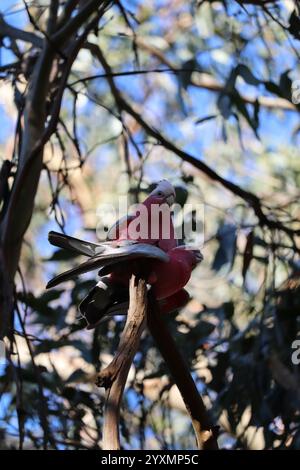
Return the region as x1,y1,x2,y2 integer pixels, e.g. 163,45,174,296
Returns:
157,191,163,196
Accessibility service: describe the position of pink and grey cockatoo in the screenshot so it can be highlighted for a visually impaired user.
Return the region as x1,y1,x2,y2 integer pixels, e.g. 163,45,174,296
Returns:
106,179,177,252
46,180,203,328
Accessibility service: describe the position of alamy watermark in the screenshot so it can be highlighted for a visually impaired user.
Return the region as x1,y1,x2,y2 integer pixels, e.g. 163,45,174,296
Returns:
0,340,5,365
291,339,300,365
292,80,300,104
95,197,205,248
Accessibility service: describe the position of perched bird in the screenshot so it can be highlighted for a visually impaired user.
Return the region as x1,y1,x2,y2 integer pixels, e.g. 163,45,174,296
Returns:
46,180,203,328
79,245,202,329
106,179,177,252
47,180,176,288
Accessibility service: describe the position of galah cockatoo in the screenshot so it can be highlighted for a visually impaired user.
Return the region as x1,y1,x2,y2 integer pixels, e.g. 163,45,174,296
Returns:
46,180,203,328
106,179,177,252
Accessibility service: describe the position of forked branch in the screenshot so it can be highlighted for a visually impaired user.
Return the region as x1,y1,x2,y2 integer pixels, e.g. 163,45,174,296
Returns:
97,275,147,450
97,276,219,450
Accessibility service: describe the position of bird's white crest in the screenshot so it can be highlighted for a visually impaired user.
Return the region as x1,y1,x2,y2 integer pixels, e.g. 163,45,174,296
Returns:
149,180,176,205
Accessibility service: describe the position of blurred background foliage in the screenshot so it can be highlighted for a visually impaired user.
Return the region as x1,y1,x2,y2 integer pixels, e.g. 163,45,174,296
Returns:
0,0,300,450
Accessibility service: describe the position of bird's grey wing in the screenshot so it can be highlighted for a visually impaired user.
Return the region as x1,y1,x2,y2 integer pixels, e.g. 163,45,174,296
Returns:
48,231,104,257
106,214,135,241
46,241,169,289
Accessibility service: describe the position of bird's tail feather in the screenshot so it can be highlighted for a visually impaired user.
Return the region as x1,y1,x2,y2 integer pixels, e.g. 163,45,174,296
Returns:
48,231,102,257
46,240,169,289
79,277,129,329
46,254,115,289
81,287,190,329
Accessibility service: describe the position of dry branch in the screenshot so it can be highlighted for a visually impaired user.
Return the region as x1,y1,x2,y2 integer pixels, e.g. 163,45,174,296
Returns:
97,275,219,450
0,13,43,47
147,293,219,450
97,275,147,450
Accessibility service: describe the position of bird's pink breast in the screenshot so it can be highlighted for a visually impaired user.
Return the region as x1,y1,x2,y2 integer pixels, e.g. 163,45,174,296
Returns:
151,256,191,299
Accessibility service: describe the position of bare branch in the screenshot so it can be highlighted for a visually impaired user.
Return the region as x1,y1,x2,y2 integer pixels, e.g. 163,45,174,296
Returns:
47,0,60,34
97,275,147,450
87,45,300,238
147,293,219,450
52,0,111,46
0,13,43,47
56,0,80,29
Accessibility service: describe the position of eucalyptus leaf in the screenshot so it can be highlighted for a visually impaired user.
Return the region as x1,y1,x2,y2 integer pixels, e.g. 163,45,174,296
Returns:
213,223,237,272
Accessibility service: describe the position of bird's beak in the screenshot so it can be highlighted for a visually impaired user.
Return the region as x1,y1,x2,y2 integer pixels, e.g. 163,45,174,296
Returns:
166,193,175,206
194,250,203,264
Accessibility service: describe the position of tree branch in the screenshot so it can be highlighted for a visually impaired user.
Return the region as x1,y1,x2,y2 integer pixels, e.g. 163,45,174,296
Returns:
0,4,110,338
56,0,80,30
147,292,219,450
135,37,295,112
96,275,219,450
97,275,147,450
87,45,300,238
0,13,43,47
0,39,55,338
47,0,60,35
52,0,111,46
